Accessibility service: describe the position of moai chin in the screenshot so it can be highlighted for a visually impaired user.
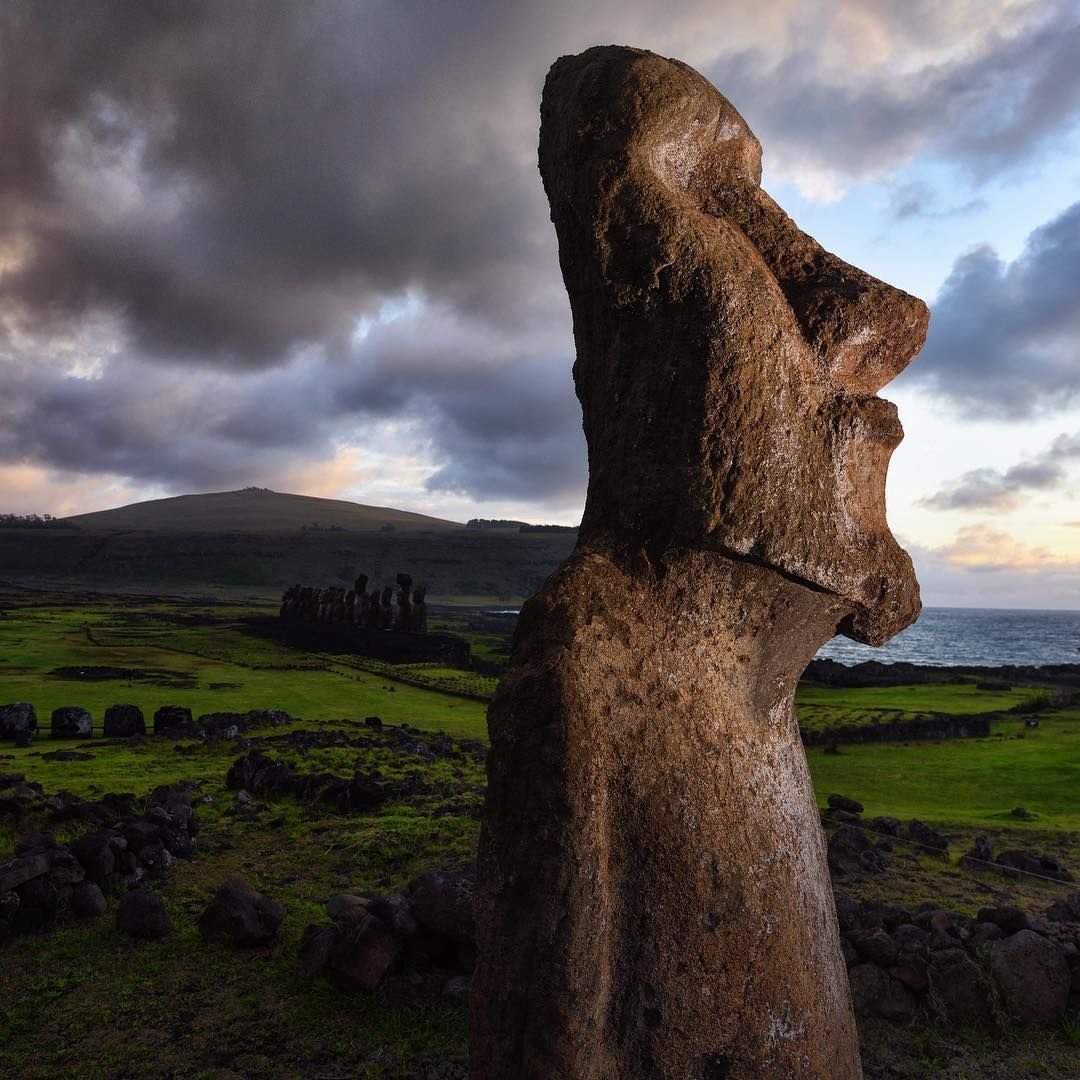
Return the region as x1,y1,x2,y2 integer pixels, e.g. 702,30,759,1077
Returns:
470,47,927,1080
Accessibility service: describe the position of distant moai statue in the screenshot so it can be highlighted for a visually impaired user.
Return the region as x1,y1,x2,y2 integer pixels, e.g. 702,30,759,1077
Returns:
279,585,300,619
470,47,927,1080
379,586,394,629
332,588,348,623
352,573,370,624
366,589,383,628
411,586,427,634
395,573,413,631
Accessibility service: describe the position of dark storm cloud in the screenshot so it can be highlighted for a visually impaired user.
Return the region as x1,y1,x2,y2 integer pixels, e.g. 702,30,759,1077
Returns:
901,201,1080,418
919,433,1080,511
2,1,1080,506
0,0,566,370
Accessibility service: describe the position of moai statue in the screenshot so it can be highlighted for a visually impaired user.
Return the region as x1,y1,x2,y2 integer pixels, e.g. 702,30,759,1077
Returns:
279,585,299,619
332,588,348,623
471,48,926,1080
354,573,369,596
411,586,427,634
380,586,394,629
366,589,383,629
395,573,413,631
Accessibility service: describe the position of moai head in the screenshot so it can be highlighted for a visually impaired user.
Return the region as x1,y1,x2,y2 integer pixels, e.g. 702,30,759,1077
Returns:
539,47,926,645
355,573,369,595
412,586,426,606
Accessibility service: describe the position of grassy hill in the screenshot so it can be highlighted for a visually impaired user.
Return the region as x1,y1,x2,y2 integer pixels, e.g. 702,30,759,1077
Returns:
1,490,576,601
62,487,463,534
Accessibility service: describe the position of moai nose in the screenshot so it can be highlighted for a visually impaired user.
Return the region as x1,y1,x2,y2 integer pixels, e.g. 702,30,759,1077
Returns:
713,186,930,396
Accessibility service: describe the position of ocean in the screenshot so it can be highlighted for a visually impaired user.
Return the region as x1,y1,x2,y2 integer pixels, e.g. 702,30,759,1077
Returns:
816,607,1080,668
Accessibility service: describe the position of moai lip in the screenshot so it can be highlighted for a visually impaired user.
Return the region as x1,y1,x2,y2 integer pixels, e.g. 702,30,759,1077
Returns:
470,46,926,1080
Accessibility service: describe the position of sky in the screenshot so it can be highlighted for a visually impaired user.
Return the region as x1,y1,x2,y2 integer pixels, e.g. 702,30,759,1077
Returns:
2,0,1080,609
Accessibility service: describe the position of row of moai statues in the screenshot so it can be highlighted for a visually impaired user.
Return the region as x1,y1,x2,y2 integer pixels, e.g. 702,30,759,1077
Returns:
279,572,427,634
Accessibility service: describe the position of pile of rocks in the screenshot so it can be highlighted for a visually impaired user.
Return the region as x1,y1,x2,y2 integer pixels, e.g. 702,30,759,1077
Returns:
0,702,296,744
298,868,475,998
962,835,1075,882
823,795,1073,886
0,778,199,941
823,795,950,877
837,893,1080,1027
226,747,423,811
155,708,294,741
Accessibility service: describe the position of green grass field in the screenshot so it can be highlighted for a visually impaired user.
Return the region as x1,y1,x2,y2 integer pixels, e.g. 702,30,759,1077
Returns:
0,600,487,739
808,710,1080,829
794,681,1047,732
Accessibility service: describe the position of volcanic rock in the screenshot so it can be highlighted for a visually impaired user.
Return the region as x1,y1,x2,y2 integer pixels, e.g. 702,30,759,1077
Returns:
409,869,474,944
103,704,145,738
50,707,92,739
828,794,864,815
330,913,402,991
71,881,107,918
199,876,285,947
990,930,1070,1025
472,45,927,1080
0,703,37,741
153,705,193,735
115,888,170,939
927,948,991,1025
848,963,916,1020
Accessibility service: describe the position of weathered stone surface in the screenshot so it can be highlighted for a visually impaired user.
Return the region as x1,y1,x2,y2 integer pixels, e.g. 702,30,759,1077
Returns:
71,881,107,918
471,45,925,1080
828,824,885,877
1046,890,1080,922
990,930,1070,1025
409,868,474,944
828,794,864,815
891,947,930,994
50,707,92,739
0,702,37,740
927,948,991,1025
153,705,193,735
848,928,899,967
996,849,1072,881
103,704,145,738
907,819,948,854
848,963,916,1020
870,816,901,837
116,888,170,939
977,906,1029,935
0,852,50,893
297,923,340,979
198,876,285,947
47,848,84,887
329,914,402,991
